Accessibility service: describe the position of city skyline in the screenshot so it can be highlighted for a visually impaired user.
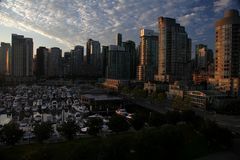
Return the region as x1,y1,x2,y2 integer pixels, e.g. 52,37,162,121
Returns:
0,0,239,54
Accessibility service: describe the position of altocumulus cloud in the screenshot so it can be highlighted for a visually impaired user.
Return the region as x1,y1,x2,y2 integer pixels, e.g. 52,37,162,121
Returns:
0,0,239,50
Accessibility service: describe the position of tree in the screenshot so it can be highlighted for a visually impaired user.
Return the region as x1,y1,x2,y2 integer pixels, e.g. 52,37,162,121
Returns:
165,111,181,124
130,113,145,130
87,117,103,136
148,112,166,127
121,87,130,94
57,120,79,140
108,115,129,133
201,121,233,148
132,88,147,98
0,122,23,145
150,92,166,103
181,110,196,123
33,122,53,142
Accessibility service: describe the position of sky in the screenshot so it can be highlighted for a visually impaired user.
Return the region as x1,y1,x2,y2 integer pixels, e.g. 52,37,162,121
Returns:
0,0,239,55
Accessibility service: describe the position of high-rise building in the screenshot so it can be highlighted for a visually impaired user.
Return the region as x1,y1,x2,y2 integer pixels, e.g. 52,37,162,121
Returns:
106,45,130,80
195,44,214,71
102,46,109,77
214,9,240,95
155,17,192,82
12,34,33,77
116,33,122,46
86,39,101,66
48,47,62,78
123,40,137,80
63,52,71,77
36,47,49,78
71,45,84,76
0,42,11,75
137,29,158,81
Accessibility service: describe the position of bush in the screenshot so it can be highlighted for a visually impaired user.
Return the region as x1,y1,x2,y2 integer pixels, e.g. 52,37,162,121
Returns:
0,122,23,145
165,111,181,124
87,117,103,136
148,112,166,127
33,122,53,142
57,120,79,140
108,115,130,133
201,121,233,149
130,113,145,130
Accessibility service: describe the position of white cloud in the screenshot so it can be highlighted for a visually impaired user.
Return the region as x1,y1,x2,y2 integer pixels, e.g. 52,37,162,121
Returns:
214,0,231,12
178,13,197,26
0,0,236,51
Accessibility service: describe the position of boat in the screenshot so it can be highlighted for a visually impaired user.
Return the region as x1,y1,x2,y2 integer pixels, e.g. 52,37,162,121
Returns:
115,108,128,116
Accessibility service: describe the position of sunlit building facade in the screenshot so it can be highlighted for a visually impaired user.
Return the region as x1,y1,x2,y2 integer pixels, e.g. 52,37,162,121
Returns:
0,42,11,75
137,29,158,81
214,9,240,95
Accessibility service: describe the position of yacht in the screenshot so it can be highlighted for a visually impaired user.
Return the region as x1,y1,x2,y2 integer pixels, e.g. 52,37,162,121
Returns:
115,108,128,116
33,113,42,122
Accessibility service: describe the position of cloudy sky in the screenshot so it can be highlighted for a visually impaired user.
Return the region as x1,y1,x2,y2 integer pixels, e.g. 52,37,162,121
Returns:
0,0,239,54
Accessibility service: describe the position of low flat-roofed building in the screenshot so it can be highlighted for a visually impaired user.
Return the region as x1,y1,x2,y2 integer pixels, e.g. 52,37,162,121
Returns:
167,81,188,99
80,94,123,112
144,81,169,94
102,79,129,91
187,90,227,109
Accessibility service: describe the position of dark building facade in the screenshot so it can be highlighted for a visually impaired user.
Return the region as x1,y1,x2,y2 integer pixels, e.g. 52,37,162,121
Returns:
12,34,33,77
71,45,84,76
155,17,192,82
106,45,130,80
123,40,137,80
195,44,213,72
102,46,109,77
36,47,49,78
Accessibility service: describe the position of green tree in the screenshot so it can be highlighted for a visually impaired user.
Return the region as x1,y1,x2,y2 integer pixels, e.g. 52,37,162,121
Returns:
57,120,79,140
181,110,196,123
33,122,53,142
201,121,232,148
172,96,191,111
148,112,166,127
165,111,181,124
132,88,147,98
130,113,145,130
121,87,130,94
87,117,103,136
0,122,23,145
109,115,130,133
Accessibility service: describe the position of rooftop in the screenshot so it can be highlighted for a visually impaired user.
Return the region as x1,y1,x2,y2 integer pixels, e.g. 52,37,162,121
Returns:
81,94,122,101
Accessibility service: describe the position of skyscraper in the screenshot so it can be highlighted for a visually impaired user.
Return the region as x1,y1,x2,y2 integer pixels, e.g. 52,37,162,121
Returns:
71,45,84,76
36,47,49,78
123,40,137,80
12,34,33,77
63,52,71,77
0,42,11,75
48,47,62,78
155,17,192,82
214,9,240,95
116,33,122,46
102,46,109,77
106,45,130,80
137,29,158,81
195,44,213,71
86,39,101,66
